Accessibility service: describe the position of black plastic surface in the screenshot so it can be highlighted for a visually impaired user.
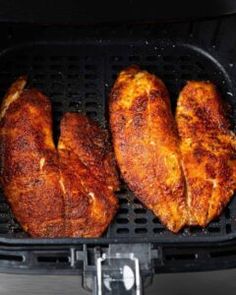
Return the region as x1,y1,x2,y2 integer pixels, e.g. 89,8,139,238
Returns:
0,15,236,273
1,0,236,24
1,242,236,275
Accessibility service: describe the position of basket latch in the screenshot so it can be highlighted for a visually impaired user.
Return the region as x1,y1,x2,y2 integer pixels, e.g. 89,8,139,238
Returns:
82,243,158,295
97,251,141,294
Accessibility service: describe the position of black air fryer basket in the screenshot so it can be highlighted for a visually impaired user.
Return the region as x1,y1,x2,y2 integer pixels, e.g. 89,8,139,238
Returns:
0,1,236,294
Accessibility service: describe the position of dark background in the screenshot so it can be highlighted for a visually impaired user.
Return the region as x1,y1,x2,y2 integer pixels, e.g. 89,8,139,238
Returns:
0,0,236,24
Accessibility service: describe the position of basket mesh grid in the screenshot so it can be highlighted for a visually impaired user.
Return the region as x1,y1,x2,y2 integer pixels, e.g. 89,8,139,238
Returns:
0,40,235,242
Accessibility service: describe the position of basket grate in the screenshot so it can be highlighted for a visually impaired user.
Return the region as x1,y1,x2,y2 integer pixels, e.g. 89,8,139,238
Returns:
0,26,236,243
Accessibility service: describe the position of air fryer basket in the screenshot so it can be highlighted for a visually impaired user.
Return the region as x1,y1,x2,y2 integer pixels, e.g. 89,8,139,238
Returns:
0,14,236,283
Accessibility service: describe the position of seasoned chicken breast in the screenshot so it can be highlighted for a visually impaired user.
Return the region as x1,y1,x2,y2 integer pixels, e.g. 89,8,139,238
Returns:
0,77,118,237
110,66,187,232
176,81,236,227
0,77,65,237
58,113,119,237
58,113,119,192
110,66,236,232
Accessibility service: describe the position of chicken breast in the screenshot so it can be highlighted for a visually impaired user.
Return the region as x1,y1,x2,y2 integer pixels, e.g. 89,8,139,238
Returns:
58,113,119,192
0,77,118,237
176,81,236,226
0,77,65,237
58,113,118,237
110,66,187,232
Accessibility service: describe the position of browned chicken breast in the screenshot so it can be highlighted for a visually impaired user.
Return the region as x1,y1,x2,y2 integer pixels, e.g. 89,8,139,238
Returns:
0,77,65,237
58,113,119,237
0,77,118,238
176,81,236,227
110,66,187,232
58,113,119,192
110,66,236,232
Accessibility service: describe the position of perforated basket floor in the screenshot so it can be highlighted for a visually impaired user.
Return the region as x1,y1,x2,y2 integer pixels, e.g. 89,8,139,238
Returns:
0,17,236,245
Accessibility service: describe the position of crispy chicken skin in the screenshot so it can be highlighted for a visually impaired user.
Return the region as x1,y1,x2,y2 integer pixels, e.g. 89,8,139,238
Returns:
0,77,118,237
110,66,187,232
176,81,236,227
